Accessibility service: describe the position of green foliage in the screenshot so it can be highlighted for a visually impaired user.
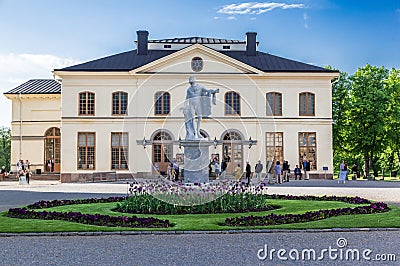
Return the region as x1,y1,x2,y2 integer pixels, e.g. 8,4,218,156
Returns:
0,126,11,172
1,200,399,232
331,64,400,176
115,192,274,215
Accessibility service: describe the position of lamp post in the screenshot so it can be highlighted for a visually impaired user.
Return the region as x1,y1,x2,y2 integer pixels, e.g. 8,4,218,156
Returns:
142,137,147,149
248,136,255,149
213,137,218,149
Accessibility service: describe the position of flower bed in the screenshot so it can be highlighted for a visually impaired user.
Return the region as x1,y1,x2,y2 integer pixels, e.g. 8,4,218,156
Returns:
7,208,171,228
225,202,390,227
25,196,127,209
7,196,171,228
116,184,275,214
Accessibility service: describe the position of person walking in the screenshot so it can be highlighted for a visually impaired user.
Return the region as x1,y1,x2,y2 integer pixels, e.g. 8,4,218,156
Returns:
245,161,251,186
254,160,263,180
274,161,282,184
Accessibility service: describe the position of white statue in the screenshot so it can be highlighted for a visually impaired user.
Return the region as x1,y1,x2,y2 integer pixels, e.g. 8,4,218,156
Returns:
183,76,219,140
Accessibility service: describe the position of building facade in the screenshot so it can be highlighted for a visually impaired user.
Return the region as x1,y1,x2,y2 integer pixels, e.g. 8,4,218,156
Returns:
5,31,339,182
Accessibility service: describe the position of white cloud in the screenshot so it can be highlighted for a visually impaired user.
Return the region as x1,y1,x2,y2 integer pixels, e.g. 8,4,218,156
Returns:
0,53,81,83
214,16,220,20
0,53,81,127
218,2,304,15
250,17,257,20
227,16,237,20
303,12,309,29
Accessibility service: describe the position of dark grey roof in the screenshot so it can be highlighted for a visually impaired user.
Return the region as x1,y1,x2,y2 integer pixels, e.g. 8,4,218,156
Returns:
4,79,61,94
55,50,176,72
55,49,337,73
148,37,245,44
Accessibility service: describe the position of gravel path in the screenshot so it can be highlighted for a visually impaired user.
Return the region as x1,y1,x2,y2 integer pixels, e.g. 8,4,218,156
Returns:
0,180,399,265
0,231,398,265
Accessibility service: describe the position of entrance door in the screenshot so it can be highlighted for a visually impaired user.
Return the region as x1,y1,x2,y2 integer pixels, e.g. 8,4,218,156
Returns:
44,128,61,172
152,131,173,175
222,131,243,173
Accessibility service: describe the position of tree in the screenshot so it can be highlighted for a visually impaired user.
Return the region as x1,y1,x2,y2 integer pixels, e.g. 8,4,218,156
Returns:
0,126,11,172
347,64,390,178
381,68,400,177
328,66,352,166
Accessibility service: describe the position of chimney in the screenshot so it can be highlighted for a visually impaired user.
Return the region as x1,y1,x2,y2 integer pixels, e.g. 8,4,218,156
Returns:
246,32,257,56
137,30,149,55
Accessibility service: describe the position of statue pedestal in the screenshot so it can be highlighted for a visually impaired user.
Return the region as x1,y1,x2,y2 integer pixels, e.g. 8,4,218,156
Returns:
181,140,213,184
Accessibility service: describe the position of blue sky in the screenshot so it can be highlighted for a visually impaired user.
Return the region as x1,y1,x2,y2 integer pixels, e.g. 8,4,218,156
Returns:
1,0,399,126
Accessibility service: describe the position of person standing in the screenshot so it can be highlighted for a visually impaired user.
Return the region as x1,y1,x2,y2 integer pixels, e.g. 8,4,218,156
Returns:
167,163,172,180
233,164,242,182
214,159,221,179
303,159,310,180
338,160,346,184
51,158,54,172
282,160,290,182
1,166,5,181
47,158,52,172
25,169,31,184
220,159,227,179
274,161,282,184
254,160,263,180
245,161,251,186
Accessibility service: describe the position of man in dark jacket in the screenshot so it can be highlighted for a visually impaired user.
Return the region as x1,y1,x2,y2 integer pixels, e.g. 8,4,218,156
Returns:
246,161,251,186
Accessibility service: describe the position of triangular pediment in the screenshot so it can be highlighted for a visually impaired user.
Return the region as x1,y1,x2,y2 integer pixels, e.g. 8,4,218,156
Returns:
130,44,262,75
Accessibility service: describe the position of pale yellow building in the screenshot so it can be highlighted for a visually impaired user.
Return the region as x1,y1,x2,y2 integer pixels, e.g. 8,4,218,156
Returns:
5,31,339,182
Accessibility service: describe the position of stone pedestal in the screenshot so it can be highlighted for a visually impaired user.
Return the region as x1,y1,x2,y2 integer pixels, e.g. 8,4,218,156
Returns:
181,140,213,184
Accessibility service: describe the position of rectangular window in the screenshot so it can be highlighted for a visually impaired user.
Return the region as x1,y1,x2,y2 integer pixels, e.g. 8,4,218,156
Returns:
298,132,317,170
266,92,282,116
77,132,95,169
223,45,230,49
112,92,128,115
155,92,170,115
164,44,171,48
111,132,128,170
79,92,95,115
265,132,284,163
299,92,315,116
225,92,241,115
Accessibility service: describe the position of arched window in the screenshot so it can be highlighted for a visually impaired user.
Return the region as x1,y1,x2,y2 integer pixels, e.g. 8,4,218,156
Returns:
79,92,95,115
266,92,282,116
152,130,173,174
44,127,61,172
225,91,241,115
112,92,128,115
299,92,315,116
222,130,243,173
154,91,170,115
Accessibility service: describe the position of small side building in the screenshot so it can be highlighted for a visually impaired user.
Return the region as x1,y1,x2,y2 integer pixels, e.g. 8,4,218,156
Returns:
4,79,61,174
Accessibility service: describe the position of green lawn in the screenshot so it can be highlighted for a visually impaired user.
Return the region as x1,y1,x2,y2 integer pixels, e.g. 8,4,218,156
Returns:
1,199,399,233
